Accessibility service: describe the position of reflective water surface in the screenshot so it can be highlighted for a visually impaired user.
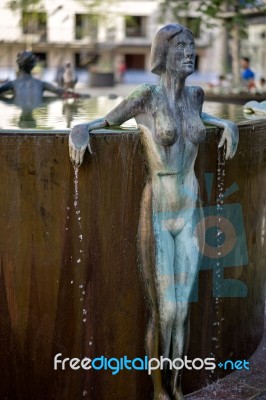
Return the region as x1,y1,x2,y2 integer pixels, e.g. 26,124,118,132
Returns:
0,95,263,130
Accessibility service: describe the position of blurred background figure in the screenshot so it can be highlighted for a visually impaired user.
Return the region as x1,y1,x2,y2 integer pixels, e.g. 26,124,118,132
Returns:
118,60,126,83
208,74,230,93
257,77,266,93
59,61,78,92
240,57,256,91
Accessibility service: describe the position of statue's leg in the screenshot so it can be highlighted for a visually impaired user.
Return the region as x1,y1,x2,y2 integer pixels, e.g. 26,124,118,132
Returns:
170,221,200,400
138,183,175,400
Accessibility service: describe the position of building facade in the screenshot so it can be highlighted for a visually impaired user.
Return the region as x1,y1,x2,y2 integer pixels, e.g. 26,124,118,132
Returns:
0,0,159,81
0,0,265,83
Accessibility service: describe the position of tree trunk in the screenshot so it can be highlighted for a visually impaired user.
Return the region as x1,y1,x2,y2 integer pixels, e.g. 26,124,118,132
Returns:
218,23,230,75
231,24,241,87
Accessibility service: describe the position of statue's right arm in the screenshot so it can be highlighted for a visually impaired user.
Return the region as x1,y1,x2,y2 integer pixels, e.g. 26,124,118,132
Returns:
69,118,108,166
69,84,151,166
0,80,13,95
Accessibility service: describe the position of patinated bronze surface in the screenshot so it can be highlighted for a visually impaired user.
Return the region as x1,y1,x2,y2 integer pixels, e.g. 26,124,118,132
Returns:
69,24,239,399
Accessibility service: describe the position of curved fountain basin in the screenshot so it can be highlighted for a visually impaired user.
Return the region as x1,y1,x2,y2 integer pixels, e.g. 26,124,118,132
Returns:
0,95,261,130
0,119,266,398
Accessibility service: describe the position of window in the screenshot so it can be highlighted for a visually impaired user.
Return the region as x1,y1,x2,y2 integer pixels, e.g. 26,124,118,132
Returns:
22,12,47,40
75,14,98,40
34,52,47,67
125,54,145,69
125,16,146,37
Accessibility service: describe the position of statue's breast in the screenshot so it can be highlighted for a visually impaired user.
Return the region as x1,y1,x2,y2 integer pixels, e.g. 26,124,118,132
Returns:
183,113,206,144
153,112,179,146
149,91,206,146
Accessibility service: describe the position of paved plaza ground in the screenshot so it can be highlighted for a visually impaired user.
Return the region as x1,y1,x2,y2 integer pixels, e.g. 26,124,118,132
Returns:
185,312,266,398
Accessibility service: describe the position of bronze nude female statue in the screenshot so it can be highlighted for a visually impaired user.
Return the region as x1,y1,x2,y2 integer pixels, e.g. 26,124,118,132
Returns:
69,24,238,400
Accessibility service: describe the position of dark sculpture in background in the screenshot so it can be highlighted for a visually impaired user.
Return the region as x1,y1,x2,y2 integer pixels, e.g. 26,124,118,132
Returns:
69,24,239,400
0,51,82,128
0,51,66,110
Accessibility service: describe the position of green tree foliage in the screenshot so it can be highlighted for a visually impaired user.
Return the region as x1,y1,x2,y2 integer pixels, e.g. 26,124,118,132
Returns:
7,0,41,11
159,0,265,28
77,0,115,13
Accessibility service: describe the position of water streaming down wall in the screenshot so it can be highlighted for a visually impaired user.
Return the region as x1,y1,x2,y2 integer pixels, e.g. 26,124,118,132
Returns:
0,122,265,399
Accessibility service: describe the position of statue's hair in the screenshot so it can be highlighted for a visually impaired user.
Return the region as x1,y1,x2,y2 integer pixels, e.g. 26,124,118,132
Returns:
150,24,193,75
16,51,36,73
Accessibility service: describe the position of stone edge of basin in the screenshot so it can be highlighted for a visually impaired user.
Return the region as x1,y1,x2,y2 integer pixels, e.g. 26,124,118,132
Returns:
0,127,136,136
0,118,265,136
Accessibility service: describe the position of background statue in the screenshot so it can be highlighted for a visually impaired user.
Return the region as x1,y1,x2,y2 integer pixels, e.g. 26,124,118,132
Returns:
0,51,67,110
58,61,78,92
69,23,239,400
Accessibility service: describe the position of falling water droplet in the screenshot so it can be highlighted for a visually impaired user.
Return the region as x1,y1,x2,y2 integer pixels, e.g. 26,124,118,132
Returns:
72,165,89,329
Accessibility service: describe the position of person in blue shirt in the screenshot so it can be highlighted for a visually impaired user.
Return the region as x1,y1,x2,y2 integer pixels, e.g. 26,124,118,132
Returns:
240,57,255,90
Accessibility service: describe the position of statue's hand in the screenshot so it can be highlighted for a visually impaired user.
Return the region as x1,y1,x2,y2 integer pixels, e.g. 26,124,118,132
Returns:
218,121,239,160
69,123,92,166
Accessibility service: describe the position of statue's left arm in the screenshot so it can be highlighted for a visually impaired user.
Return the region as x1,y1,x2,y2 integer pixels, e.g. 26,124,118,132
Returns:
196,86,239,159
42,81,65,96
201,112,239,159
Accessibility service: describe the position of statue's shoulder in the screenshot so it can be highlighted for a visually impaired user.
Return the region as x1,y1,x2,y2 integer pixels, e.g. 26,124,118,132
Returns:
129,83,154,98
189,86,205,104
32,77,43,85
16,76,41,86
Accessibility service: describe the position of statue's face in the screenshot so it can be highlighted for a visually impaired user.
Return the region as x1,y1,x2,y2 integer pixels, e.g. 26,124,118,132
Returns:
165,30,195,77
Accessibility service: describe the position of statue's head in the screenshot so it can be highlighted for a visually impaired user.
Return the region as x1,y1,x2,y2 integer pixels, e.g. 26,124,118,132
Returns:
16,51,36,73
151,23,195,77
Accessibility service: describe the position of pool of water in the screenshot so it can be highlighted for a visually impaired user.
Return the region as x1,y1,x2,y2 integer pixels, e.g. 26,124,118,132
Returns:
0,95,263,130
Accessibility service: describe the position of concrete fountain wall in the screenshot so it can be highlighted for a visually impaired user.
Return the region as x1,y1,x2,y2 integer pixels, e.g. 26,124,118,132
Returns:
0,121,265,399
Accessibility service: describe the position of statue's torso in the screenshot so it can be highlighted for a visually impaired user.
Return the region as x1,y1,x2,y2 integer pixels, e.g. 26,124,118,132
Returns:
13,76,43,108
136,84,205,172
135,84,205,213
